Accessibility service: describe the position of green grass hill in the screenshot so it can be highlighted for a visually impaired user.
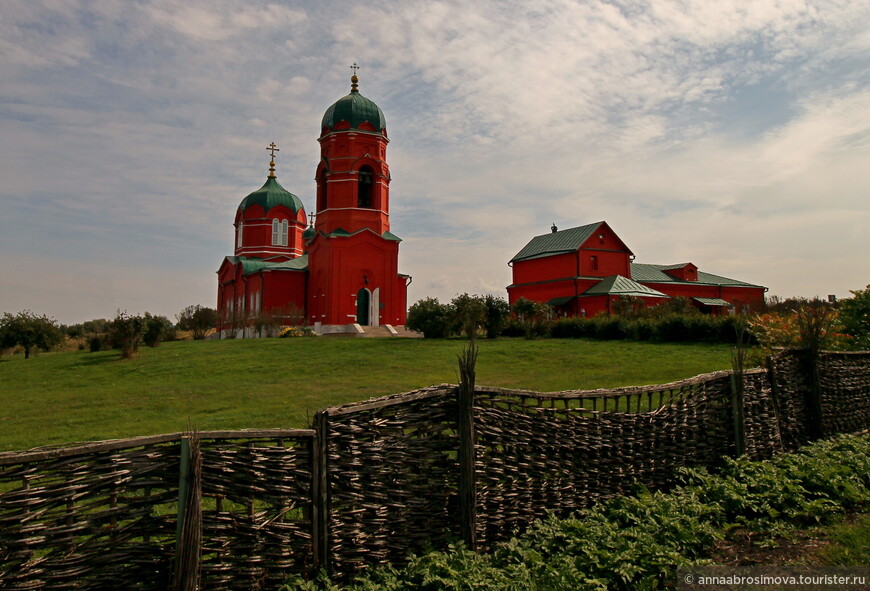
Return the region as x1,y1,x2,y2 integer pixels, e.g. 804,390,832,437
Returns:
0,338,730,451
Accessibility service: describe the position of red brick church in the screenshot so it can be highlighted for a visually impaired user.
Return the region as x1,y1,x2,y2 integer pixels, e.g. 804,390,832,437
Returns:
217,71,410,336
507,221,766,316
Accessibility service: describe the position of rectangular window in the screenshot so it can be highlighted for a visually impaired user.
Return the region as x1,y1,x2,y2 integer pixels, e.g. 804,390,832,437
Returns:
591,256,599,271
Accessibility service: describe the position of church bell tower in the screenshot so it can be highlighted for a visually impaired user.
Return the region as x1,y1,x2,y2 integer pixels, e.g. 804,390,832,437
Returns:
305,66,408,331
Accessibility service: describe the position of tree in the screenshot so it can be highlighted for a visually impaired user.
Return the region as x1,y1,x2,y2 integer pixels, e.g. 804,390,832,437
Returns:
406,298,452,339
176,305,218,340
483,294,510,339
512,298,553,339
110,311,144,359
840,284,870,349
451,293,487,340
0,311,64,359
143,313,174,347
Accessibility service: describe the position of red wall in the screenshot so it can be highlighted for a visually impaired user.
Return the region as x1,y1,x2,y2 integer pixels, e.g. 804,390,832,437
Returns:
306,231,406,326
512,253,577,284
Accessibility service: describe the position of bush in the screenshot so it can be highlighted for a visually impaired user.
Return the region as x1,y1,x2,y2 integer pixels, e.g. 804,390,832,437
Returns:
406,298,452,339
176,305,218,340
511,298,553,339
109,311,144,359
592,315,624,340
143,313,173,347
749,299,849,353
279,326,316,338
89,335,104,353
500,318,527,338
840,284,870,349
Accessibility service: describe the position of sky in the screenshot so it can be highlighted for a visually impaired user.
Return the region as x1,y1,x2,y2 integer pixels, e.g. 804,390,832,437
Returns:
1,0,868,325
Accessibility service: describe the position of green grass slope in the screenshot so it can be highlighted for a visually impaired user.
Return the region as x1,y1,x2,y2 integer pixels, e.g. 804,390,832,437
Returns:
0,338,729,451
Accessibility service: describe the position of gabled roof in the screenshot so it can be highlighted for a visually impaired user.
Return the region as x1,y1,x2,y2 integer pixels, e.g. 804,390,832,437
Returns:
582,275,669,298
630,263,763,288
511,222,604,263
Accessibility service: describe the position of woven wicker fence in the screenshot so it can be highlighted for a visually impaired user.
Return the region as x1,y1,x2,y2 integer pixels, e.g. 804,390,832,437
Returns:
0,429,314,590
2,350,869,588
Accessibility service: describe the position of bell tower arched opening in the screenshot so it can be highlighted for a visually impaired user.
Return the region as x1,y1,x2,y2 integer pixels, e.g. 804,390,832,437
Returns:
358,165,374,208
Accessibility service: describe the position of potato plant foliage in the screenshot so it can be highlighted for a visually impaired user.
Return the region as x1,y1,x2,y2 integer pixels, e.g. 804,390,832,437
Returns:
282,434,870,591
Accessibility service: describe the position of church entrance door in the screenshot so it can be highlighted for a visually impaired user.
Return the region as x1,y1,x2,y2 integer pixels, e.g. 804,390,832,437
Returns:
356,288,370,325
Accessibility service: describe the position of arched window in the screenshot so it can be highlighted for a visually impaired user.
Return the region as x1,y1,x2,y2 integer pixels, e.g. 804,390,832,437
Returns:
358,166,374,208
316,167,327,211
236,222,243,248
272,219,289,246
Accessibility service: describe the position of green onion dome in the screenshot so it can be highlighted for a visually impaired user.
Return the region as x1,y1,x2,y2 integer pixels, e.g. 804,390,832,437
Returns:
321,74,386,134
238,177,304,214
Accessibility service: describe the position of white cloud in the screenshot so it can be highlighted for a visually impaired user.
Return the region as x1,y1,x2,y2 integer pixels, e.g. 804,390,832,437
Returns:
0,0,868,322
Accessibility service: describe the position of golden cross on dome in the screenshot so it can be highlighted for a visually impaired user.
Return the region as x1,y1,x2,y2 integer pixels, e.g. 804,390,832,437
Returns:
266,142,279,178
350,62,359,92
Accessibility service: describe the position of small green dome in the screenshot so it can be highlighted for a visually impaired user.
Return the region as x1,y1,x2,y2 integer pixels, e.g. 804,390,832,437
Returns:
302,225,316,240
321,90,386,134
238,177,304,214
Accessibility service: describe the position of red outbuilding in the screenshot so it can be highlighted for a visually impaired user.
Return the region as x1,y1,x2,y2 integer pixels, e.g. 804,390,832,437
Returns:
217,72,410,336
507,221,766,316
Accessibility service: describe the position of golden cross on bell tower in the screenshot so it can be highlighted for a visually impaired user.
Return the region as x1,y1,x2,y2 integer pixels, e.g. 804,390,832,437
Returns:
266,142,279,178
350,62,359,92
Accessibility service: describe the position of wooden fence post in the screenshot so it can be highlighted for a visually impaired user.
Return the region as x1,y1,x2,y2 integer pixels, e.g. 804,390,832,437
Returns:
457,342,479,550
311,411,330,575
764,355,786,450
175,437,190,548
803,350,824,439
172,433,202,591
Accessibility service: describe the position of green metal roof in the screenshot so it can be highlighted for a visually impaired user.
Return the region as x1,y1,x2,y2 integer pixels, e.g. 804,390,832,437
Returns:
238,177,304,215
308,227,402,241
547,296,576,306
630,263,763,288
582,275,669,298
511,222,604,262
321,90,386,134
238,254,308,276
693,297,732,307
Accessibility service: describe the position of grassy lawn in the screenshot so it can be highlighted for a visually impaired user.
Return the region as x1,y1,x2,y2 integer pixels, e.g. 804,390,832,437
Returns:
0,337,731,451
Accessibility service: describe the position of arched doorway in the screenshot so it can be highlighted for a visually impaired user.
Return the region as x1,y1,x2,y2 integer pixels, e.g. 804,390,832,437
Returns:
356,288,370,325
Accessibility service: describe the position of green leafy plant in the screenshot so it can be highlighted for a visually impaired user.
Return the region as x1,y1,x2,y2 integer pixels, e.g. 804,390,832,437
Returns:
839,284,870,349
284,434,869,591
